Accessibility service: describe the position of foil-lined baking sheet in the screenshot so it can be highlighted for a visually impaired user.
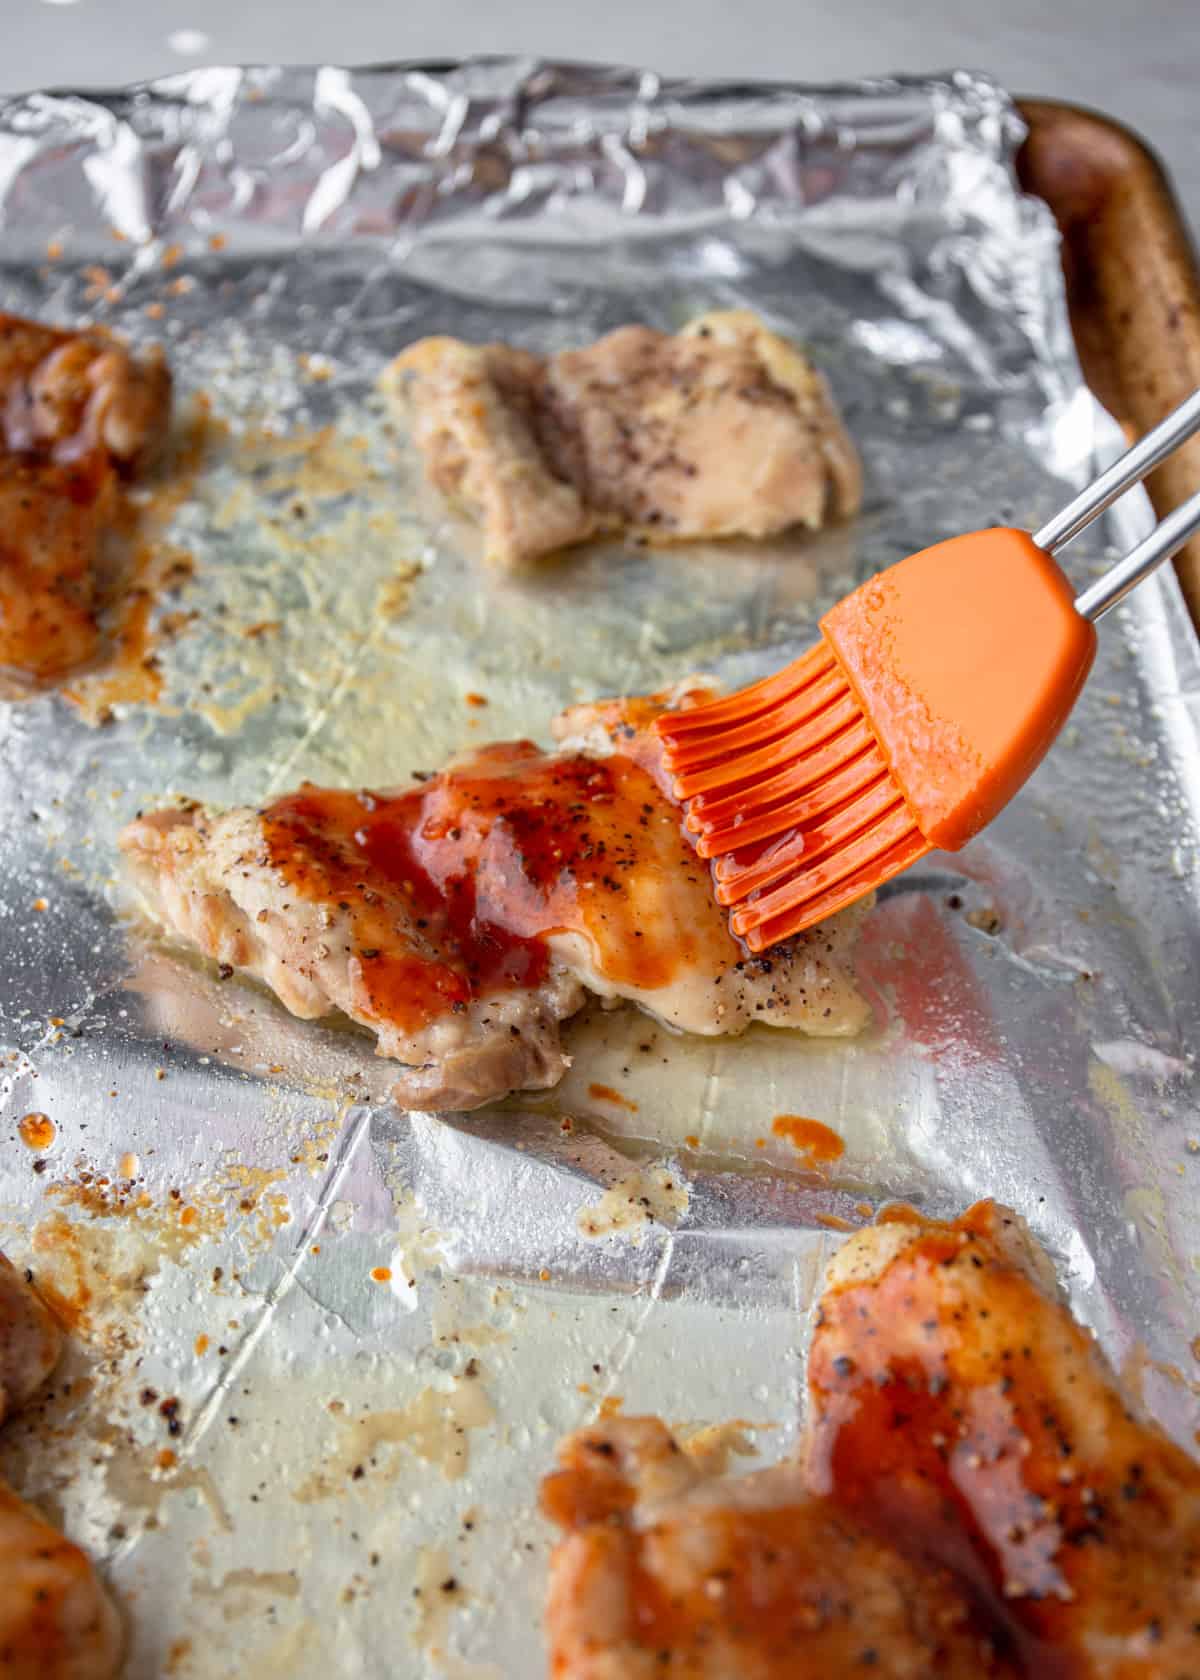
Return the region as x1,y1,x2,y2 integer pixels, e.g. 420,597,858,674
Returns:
0,61,1198,1678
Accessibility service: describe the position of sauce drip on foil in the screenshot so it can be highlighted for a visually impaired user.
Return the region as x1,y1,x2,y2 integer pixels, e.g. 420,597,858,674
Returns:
771,1114,843,1162
18,1111,55,1151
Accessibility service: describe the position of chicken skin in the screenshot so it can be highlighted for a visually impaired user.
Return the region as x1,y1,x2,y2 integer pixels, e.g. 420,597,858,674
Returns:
383,310,861,568
120,686,868,1111
0,312,170,693
541,1415,1015,1679
807,1202,1200,1678
0,1255,122,1680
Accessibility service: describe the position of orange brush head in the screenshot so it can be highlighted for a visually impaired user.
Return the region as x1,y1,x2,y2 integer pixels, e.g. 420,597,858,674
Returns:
655,529,1097,951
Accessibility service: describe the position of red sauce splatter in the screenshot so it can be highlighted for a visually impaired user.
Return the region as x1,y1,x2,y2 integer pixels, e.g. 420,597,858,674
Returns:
262,741,703,1037
18,1112,55,1151
588,1082,639,1113
771,1114,844,1163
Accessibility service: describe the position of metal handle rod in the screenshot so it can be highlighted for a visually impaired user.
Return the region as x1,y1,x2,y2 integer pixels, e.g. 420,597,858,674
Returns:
1034,386,1200,556
1074,486,1200,621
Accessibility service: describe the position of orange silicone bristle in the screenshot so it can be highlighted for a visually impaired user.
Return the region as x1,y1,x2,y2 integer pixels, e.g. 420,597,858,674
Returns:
657,648,926,951
654,529,1098,952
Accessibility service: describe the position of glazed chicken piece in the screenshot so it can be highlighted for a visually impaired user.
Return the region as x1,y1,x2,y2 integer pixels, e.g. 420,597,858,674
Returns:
541,1415,1015,1678
807,1202,1200,1678
120,685,869,1112
0,311,171,694
383,309,861,568
542,1210,1200,1677
0,1254,122,1680
0,1254,61,1416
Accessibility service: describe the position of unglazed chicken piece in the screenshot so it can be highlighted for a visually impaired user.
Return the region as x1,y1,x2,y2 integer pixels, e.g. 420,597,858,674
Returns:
381,335,601,567
0,1254,122,1680
0,311,171,693
541,1415,1015,1679
807,1202,1200,1678
382,309,861,568
120,685,869,1112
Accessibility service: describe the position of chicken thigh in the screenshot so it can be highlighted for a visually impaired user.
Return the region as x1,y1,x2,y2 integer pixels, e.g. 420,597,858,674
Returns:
0,311,170,693
542,1414,1015,1679
0,1254,122,1680
121,686,869,1111
807,1202,1200,1678
384,310,861,568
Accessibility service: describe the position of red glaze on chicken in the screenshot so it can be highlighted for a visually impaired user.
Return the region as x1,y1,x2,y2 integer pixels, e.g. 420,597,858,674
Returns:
808,1202,1200,1678
541,1414,1016,1678
121,686,869,1111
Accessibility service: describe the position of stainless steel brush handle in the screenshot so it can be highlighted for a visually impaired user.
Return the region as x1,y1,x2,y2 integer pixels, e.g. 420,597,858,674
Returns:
1073,486,1200,621
1035,386,1200,555
1029,385,1200,622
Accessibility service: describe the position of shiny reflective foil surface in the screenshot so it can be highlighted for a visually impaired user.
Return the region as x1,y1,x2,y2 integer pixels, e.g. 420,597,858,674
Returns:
0,62,1198,1677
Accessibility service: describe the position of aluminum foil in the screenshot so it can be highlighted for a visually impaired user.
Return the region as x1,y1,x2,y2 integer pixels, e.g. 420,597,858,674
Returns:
0,61,1198,1678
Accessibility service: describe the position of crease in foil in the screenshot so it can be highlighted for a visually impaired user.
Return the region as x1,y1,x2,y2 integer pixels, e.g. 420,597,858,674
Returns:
0,61,1196,1678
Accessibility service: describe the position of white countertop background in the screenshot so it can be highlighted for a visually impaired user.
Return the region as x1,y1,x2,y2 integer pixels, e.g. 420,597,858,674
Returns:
10,0,1200,234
